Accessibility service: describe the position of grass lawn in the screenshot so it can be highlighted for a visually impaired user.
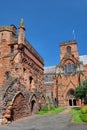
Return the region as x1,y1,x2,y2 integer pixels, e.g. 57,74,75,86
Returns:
37,106,66,115
70,107,83,123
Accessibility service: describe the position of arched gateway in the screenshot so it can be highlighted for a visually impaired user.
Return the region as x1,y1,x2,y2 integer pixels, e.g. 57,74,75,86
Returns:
12,92,28,120
29,94,38,114
66,89,76,106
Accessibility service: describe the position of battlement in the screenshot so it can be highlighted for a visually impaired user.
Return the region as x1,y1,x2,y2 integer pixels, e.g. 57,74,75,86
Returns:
60,40,77,46
0,25,17,35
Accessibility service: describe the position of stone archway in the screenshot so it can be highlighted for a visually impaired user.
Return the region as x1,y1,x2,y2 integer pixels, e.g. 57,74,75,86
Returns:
12,92,28,120
69,99,72,106
31,100,36,113
29,95,38,114
73,99,76,106
66,89,77,106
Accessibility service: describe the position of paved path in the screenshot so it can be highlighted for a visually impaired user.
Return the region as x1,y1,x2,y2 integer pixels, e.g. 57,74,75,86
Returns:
0,108,87,130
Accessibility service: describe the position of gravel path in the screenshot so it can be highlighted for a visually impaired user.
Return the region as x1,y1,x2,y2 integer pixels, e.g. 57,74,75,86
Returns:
0,110,87,130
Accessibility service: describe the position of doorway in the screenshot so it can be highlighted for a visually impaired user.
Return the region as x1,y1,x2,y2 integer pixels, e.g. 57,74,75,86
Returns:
69,99,72,106
31,100,36,113
73,99,76,106
67,89,77,106
12,93,27,120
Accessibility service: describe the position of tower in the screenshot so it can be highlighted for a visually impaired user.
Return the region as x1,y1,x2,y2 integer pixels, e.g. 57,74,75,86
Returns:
60,40,79,61
0,21,45,122
18,18,25,44
55,40,84,106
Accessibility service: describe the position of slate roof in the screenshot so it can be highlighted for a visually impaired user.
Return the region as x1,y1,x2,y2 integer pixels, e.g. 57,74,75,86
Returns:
44,66,56,74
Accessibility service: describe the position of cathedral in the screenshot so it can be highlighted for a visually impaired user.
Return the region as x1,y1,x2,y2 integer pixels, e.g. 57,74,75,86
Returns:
0,19,45,122
44,40,87,107
0,19,87,124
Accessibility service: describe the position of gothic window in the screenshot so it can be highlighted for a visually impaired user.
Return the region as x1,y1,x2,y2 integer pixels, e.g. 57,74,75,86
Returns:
64,65,67,74
67,63,71,73
5,71,10,80
72,64,75,74
67,46,71,54
10,45,14,53
64,63,75,75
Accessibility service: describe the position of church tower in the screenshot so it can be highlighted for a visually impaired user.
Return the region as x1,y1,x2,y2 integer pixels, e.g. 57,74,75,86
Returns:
54,40,84,106
60,40,79,61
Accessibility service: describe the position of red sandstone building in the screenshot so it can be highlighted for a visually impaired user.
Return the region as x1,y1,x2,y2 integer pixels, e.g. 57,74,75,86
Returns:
44,40,87,107
0,19,45,122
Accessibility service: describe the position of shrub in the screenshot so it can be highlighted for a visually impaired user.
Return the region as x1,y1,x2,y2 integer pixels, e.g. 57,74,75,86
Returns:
80,106,87,122
81,106,87,114
80,113,87,122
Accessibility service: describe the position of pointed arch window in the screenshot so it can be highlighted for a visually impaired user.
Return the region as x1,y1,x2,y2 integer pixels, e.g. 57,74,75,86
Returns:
67,63,71,73
64,65,67,74
72,64,75,74
67,46,71,54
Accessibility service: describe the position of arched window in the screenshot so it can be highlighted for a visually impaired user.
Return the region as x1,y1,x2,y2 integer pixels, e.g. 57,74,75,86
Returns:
72,64,75,74
67,63,71,73
64,65,67,74
67,46,71,54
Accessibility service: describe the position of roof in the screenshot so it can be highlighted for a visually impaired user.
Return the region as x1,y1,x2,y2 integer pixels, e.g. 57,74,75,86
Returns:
79,55,87,65
44,66,56,74
44,55,87,74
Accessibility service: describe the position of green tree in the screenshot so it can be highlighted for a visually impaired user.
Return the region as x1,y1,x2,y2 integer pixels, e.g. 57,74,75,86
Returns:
83,80,87,104
74,79,87,105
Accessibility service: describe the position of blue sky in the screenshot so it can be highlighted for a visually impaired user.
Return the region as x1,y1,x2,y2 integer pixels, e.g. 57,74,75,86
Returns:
0,0,87,66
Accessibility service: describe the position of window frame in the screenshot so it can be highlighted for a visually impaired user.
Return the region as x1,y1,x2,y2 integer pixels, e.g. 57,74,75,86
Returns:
10,45,14,53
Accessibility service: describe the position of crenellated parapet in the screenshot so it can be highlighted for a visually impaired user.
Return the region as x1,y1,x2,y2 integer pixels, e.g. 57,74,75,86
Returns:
0,25,17,35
